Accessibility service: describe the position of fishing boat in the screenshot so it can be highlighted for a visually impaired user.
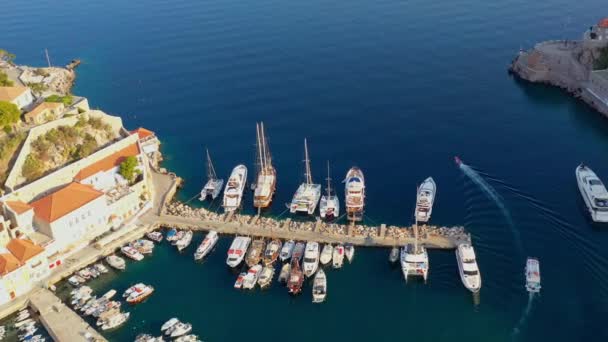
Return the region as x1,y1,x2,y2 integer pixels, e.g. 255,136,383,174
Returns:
242,264,263,290
415,177,436,223
319,244,333,265
456,244,481,293
253,122,277,208
106,255,126,270
146,231,163,243
226,236,251,268
176,230,193,251
125,284,154,304
291,242,305,263
320,161,340,220
257,266,275,288
234,272,247,289
287,260,304,295
168,322,192,338
200,148,224,201
400,244,429,283
312,268,327,303
194,231,219,260
278,263,291,283
121,246,144,261
245,239,265,267
263,239,282,265
101,312,129,331
303,241,320,277
345,244,355,263
222,164,248,212
576,164,608,222
289,139,321,215
280,240,295,262
344,167,365,222
161,318,179,332
525,257,541,293
332,244,345,268
389,247,399,263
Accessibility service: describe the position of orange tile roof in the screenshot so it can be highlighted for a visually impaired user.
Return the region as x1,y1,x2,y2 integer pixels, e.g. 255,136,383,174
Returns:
0,253,21,275
0,86,29,102
131,127,155,140
7,239,44,263
4,201,33,215
74,143,140,181
25,102,63,121
30,182,104,223
600,18,608,28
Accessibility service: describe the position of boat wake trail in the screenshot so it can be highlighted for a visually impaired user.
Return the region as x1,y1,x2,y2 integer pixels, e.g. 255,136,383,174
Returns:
512,292,535,339
457,162,525,257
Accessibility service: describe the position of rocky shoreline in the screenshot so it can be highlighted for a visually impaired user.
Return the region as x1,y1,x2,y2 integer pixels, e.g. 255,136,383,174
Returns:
0,59,75,95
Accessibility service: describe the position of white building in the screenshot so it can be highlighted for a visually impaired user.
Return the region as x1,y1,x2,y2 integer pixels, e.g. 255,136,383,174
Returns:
0,86,34,110
74,143,141,192
0,238,47,304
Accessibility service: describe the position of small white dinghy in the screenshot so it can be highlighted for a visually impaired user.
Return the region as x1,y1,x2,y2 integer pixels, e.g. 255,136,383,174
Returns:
344,244,355,263
332,244,345,268
320,244,333,265
389,247,399,263
312,269,327,303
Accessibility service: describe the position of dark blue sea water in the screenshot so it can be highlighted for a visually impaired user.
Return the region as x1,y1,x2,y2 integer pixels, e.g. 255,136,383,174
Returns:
3,0,608,340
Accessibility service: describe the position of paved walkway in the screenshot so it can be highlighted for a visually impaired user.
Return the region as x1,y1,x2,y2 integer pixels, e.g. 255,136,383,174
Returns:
30,288,107,342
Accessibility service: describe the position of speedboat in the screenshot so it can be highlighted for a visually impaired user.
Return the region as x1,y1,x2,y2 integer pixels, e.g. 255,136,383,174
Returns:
131,239,154,255
257,266,275,288
234,272,247,289
146,231,164,243
289,139,321,215
245,239,265,267
344,167,365,222
194,231,218,260
176,230,193,252
242,264,263,290
287,260,304,295
291,242,305,263
161,318,179,332
278,263,291,283
121,246,144,261
106,255,126,270
344,244,355,263
169,322,192,338
415,177,436,223
125,284,154,304
576,164,608,222
456,244,481,293
222,164,247,212
332,244,345,268
200,148,224,201
68,276,82,286
263,239,282,265
319,244,333,265
171,231,185,245
320,161,340,220
525,257,541,293
303,242,320,277
101,312,129,331
253,122,277,208
400,244,429,283
389,247,399,263
94,263,109,274
280,240,295,262
312,269,327,303
226,236,251,268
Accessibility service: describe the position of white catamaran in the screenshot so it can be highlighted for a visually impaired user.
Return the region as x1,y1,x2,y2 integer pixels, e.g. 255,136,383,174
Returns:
401,183,429,283
290,139,321,215
344,167,365,222
222,164,247,212
415,177,436,223
253,122,277,209
320,161,340,220
199,148,224,201
576,163,608,222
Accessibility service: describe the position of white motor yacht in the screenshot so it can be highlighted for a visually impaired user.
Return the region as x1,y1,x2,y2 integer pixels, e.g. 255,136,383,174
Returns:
280,240,295,262
525,257,541,293
576,164,608,222
312,268,327,303
456,244,481,293
332,244,345,269
415,177,436,223
161,318,179,332
242,264,263,290
176,230,193,252
226,236,251,268
302,241,320,277
194,231,219,260
344,167,365,222
222,164,247,212
319,244,333,265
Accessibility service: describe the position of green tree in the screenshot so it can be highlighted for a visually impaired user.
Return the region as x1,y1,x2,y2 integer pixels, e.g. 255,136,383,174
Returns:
45,94,73,106
0,101,20,127
22,155,43,181
0,71,13,86
119,156,139,183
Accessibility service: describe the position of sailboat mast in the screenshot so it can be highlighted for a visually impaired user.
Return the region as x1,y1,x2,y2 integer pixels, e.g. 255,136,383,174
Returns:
206,148,216,180
260,122,268,171
326,161,332,196
414,186,419,253
304,138,312,184
256,123,264,174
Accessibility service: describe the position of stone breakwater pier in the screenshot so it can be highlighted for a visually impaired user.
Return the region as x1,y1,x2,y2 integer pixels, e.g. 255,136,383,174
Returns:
156,201,471,249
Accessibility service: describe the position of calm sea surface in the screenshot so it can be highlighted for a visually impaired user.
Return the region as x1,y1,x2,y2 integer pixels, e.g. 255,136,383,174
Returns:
3,0,608,340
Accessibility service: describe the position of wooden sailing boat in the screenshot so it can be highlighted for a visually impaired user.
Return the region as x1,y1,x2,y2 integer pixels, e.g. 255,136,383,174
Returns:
289,139,321,215
320,161,340,220
200,148,224,200
253,122,277,208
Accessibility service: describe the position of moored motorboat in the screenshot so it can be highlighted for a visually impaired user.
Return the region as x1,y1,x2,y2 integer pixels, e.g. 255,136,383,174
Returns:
280,240,295,262
287,260,304,295
257,266,275,288
456,244,481,293
312,269,327,303
106,255,126,270
200,148,224,201
303,241,320,277
131,239,154,255
344,244,355,263
400,243,429,283
332,244,345,268
146,231,163,243
168,322,192,338
171,230,185,246
389,247,399,263
166,228,178,242
176,230,193,252
319,244,333,265
263,239,282,265
278,263,291,283
320,161,340,220
289,139,321,215
291,242,305,263
344,167,365,222
161,318,179,332
234,272,247,289
253,122,277,209
222,164,248,212
125,283,154,304
100,312,129,331
415,177,437,223
242,264,263,290
576,164,608,222
245,239,265,267
525,257,541,293
226,236,251,268
121,246,144,261
194,231,219,260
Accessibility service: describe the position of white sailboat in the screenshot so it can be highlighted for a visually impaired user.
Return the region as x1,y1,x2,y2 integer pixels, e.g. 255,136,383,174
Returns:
415,177,436,223
456,244,481,293
576,164,608,222
253,122,277,209
400,184,429,283
222,164,247,212
344,167,365,222
200,148,224,201
312,268,327,303
302,241,320,277
289,139,321,215
320,161,340,220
